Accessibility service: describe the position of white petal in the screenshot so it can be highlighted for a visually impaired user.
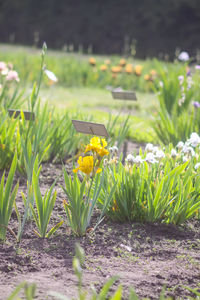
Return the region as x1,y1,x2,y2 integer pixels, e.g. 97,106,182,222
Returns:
45,69,58,82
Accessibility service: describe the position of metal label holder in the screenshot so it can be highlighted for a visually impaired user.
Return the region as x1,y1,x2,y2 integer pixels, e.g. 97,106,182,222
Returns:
8,109,35,121
111,90,137,101
72,120,109,137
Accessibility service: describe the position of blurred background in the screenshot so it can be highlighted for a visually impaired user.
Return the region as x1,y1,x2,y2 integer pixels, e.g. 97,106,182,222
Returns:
0,0,200,59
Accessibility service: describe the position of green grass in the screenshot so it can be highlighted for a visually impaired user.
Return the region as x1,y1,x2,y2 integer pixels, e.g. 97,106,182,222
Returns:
0,43,160,144
39,86,156,114
38,86,156,143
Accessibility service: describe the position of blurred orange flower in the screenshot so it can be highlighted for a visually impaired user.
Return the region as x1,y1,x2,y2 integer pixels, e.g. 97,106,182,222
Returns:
100,64,108,71
119,58,126,67
134,65,143,76
125,64,133,74
144,74,150,81
111,66,122,73
89,57,96,66
150,69,157,76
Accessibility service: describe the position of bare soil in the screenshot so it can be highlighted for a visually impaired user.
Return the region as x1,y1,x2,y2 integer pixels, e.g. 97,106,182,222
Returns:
0,144,200,299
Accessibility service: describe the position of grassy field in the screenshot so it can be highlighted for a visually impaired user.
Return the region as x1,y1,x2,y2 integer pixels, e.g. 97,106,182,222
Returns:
38,86,156,143
0,43,161,143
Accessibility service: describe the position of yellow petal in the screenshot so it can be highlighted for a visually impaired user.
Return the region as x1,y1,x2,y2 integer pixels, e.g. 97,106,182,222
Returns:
96,168,102,174
101,139,107,147
84,145,92,153
77,156,83,165
98,148,109,157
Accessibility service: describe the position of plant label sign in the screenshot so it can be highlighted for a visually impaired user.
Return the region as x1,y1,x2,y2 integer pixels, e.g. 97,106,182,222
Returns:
8,109,35,121
112,90,137,101
72,120,109,137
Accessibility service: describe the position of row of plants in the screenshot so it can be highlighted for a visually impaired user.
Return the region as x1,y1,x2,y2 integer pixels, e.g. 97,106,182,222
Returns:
2,45,200,150
0,44,131,171
153,61,200,145
7,244,200,300
1,132,200,242
0,44,130,241
0,44,175,92
0,107,130,171
1,44,200,242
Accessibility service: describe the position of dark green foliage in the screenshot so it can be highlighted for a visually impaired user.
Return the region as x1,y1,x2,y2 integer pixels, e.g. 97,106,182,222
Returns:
0,0,200,58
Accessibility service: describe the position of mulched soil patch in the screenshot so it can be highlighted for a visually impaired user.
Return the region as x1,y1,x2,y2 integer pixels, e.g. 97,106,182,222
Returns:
0,143,200,299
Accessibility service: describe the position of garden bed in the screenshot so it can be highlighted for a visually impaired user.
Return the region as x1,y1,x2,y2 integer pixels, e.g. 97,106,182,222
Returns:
0,161,200,299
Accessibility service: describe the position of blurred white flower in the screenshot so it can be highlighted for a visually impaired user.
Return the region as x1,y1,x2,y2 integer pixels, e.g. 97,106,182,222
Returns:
187,132,200,147
188,147,195,157
181,146,189,154
133,155,143,165
152,146,159,154
182,156,188,163
181,146,195,156
103,158,108,166
145,143,154,152
44,69,58,82
159,81,163,88
177,141,184,149
155,150,165,159
6,70,20,82
178,51,189,62
145,153,158,164
195,163,200,170
171,149,177,158
126,154,135,163
195,65,200,70
112,146,118,153
109,146,118,155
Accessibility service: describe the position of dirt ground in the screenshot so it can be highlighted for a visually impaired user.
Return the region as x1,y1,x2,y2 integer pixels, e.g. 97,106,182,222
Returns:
0,142,200,299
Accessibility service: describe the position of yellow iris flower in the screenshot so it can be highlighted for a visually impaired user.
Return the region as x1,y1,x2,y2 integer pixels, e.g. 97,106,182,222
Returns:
85,137,109,157
73,156,93,175
73,156,102,175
